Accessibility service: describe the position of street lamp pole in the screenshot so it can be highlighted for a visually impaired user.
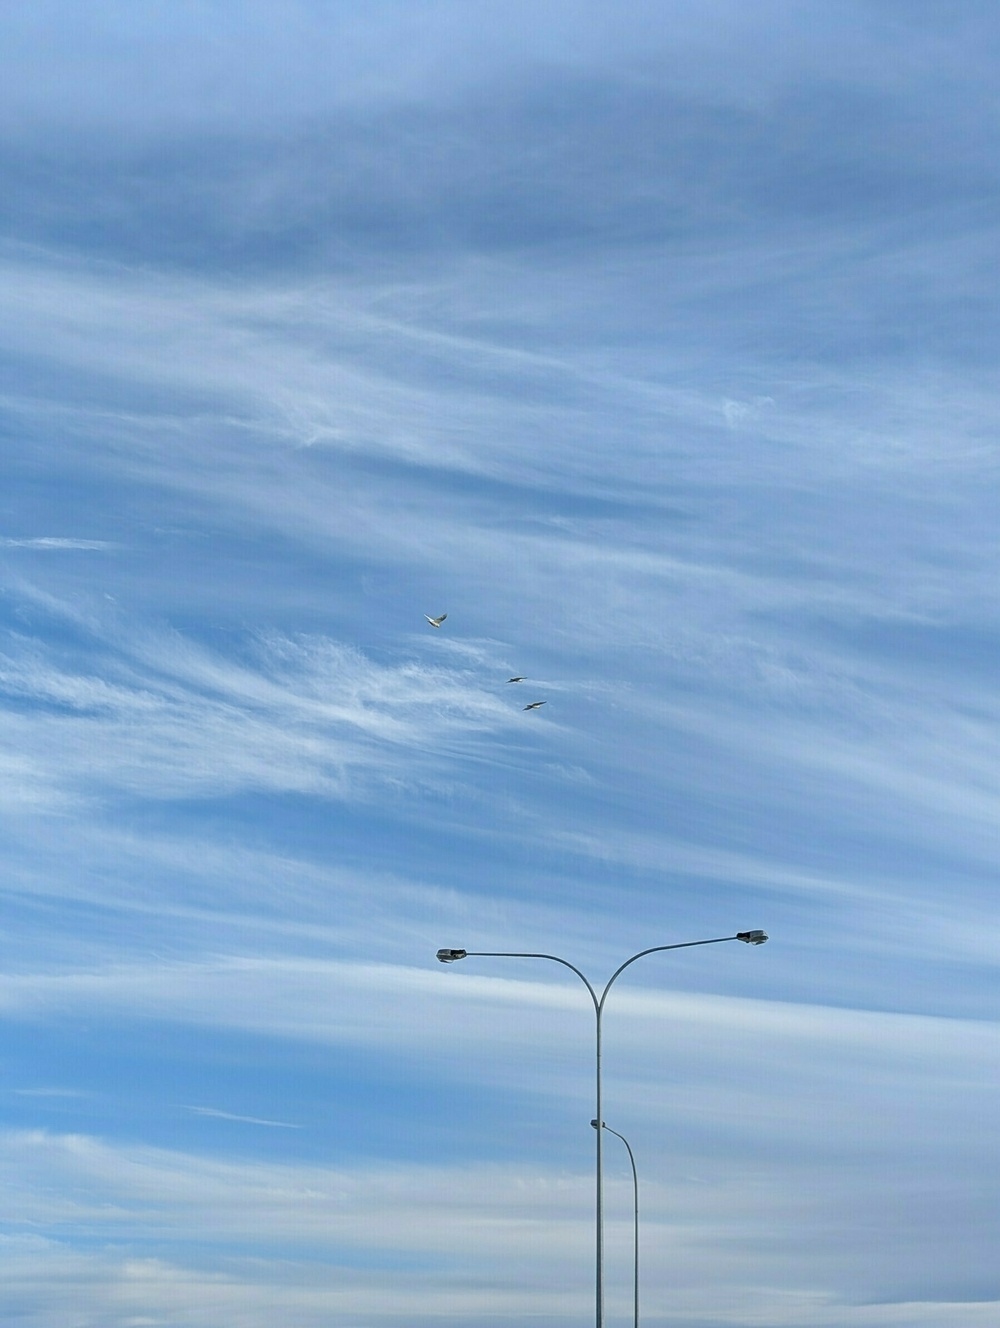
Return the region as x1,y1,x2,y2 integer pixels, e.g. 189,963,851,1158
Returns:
436,930,767,1328
593,1121,638,1328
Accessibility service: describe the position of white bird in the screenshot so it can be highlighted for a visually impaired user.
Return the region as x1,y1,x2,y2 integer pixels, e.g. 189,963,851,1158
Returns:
424,614,447,628
523,701,546,710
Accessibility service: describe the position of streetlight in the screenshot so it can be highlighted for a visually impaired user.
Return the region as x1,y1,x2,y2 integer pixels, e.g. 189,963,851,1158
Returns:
436,930,768,1328
593,1120,638,1328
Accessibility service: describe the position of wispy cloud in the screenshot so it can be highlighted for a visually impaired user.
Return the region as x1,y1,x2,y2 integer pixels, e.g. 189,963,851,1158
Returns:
182,1106,300,1129
11,1088,88,1099
2,1121,999,1327
1,537,117,550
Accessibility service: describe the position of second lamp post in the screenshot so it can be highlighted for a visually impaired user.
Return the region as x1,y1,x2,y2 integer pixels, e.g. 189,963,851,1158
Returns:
593,1119,638,1328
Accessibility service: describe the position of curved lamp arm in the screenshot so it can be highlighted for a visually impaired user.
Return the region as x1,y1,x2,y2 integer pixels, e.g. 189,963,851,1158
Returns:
597,931,767,1013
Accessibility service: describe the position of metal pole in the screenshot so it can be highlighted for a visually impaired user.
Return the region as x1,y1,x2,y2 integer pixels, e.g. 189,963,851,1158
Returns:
595,1003,604,1328
597,1123,638,1328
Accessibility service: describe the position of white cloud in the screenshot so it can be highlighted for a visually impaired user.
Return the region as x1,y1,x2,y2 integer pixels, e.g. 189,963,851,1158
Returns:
182,1106,300,1128
11,1088,89,1099
2,1122,999,1327
0,537,116,550
0,613,523,810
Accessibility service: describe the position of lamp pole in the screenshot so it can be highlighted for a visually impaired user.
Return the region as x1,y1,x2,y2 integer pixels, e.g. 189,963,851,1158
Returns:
593,1120,638,1328
436,930,767,1328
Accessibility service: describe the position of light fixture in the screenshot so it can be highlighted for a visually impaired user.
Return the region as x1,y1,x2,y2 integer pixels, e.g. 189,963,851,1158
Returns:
434,929,769,1328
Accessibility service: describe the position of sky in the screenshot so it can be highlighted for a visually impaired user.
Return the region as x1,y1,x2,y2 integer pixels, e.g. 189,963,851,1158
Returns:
2,2,999,1325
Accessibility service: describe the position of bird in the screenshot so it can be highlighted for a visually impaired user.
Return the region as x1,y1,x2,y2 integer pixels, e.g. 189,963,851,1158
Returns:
523,701,546,710
424,614,447,628
507,676,526,683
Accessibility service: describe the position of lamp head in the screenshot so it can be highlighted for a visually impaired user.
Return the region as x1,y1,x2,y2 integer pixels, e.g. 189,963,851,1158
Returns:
737,930,768,945
436,948,468,963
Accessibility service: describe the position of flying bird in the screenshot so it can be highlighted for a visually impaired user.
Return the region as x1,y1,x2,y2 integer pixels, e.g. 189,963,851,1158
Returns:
523,701,546,710
507,676,526,683
424,614,447,628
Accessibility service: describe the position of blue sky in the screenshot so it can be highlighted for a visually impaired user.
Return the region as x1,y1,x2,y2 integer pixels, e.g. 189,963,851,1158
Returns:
2,2,999,1325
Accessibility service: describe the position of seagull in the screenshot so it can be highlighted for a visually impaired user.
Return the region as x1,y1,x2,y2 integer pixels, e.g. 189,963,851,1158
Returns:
507,676,526,683
523,701,546,710
424,614,447,628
